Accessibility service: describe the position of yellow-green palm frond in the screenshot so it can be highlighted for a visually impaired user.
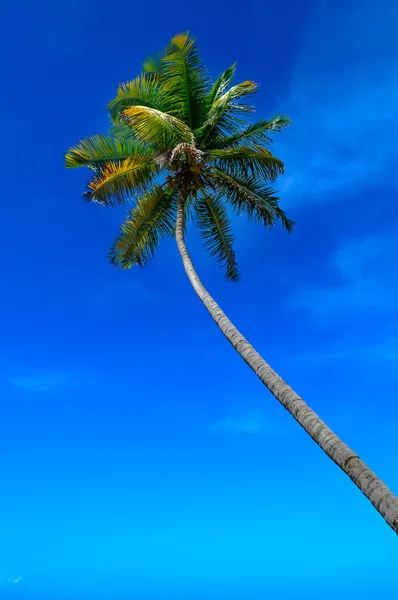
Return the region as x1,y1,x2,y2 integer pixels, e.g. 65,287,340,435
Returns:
209,146,285,181
195,194,239,282
161,32,210,129
107,73,165,122
109,122,137,142
208,116,291,150
85,156,157,206
122,105,194,148
196,80,258,148
143,54,163,74
207,63,237,107
214,80,257,107
109,184,177,268
65,134,150,169
210,169,295,232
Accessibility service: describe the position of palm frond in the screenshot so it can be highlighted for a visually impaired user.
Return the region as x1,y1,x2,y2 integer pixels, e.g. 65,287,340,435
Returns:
195,194,239,281
107,74,164,122
122,105,194,147
196,80,258,148
207,63,236,107
207,116,291,150
214,80,257,106
209,146,284,181
85,156,157,206
161,32,210,129
210,169,295,232
143,54,163,74
67,32,293,280
109,122,137,142
109,184,177,268
65,134,150,169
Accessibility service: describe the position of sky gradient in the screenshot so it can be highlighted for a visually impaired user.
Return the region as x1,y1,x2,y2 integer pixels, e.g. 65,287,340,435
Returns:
1,0,398,598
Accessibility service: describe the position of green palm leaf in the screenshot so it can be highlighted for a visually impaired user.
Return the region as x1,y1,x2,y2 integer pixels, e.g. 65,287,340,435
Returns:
65,134,150,169
109,122,138,142
108,74,164,122
207,63,236,107
143,54,163,74
85,156,157,206
209,146,284,181
214,80,257,106
161,32,210,129
207,116,291,150
68,31,293,278
210,169,294,232
109,184,177,268
122,105,194,147
195,194,239,281
196,80,257,147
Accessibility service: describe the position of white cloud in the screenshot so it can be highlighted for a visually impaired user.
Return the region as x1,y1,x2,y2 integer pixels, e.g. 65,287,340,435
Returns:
292,235,397,317
213,412,266,435
332,237,385,281
278,0,398,203
9,369,77,394
294,276,396,316
212,411,292,437
0,571,23,586
296,335,398,366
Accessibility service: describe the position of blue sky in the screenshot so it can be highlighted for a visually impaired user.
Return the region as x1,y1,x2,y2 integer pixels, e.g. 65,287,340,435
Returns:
1,0,398,597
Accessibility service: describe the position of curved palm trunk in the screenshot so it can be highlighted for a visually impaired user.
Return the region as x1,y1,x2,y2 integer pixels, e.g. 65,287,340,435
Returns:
175,194,398,535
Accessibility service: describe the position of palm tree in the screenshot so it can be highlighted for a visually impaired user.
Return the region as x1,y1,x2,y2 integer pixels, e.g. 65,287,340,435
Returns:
65,32,398,534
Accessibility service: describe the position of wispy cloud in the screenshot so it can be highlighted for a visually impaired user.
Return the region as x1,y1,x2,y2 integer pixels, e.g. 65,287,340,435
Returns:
212,412,292,437
292,235,397,318
0,571,23,586
9,369,77,394
295,334,398,366
87,275,158,307
279,0,398,203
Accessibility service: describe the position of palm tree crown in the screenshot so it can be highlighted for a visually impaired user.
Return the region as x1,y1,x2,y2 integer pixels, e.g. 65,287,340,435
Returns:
65,33,398,535
65,32,293,281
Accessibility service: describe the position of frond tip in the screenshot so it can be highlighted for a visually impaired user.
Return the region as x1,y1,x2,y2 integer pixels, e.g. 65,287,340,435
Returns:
65,134,149,169
109,185,178,268
208,116,291,149
161,32,210,129
85,156,156,206
209,146,285,181
107,73,164,121
195,194,240,281
210,169,295,232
